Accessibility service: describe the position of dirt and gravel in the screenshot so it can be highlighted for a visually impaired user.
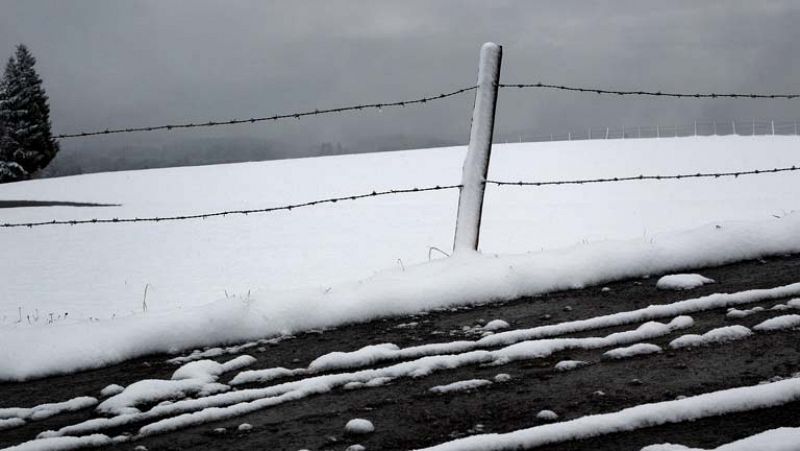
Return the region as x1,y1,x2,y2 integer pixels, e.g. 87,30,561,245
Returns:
2,254,799,450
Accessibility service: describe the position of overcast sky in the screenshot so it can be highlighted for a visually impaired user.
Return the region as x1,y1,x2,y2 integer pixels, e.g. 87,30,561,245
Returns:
1,0,799,153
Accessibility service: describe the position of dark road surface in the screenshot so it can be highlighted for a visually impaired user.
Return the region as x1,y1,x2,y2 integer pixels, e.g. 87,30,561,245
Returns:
2,255,800,450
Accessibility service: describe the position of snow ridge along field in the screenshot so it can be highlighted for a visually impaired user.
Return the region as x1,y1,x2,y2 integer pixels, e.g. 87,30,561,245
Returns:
1,136,799,380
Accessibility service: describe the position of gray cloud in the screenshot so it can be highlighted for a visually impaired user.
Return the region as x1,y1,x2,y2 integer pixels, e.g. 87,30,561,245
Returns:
1,0,798,159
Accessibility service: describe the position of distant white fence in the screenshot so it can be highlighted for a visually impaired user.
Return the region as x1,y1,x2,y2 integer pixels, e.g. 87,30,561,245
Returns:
505,120,800,143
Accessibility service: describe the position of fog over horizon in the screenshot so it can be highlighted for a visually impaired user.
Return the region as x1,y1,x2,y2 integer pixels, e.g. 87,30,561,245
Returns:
2,1,799,175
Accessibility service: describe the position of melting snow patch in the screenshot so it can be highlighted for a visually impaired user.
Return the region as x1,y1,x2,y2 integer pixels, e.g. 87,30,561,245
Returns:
309,344,401,373
0,396,98,422
669,325,752,349
306,341,476,373
483,320,510,331
97,379,213,415
229,367,305,386
345,377,393,390
603,343,662,359
725,306,765,319
0,418,26,431
5,433,113,451
656,274,715,290
98,356,257,414
430,379,493,394
345,418,374,435
492,317,693,365
554,360,589,371
640,445,694,451
641,426,800,450
753,314,800,331
365,376,393,387
171,355,256,382
494,373,512,382
99,384,125,398
166,338,284,365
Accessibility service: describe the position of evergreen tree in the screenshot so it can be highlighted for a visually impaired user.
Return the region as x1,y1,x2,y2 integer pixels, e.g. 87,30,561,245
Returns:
0,45,59,177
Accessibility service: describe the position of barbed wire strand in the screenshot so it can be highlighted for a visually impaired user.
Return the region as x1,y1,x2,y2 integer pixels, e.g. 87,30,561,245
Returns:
500,83,800,99
53,86,478,139
5,165,799,229
52,83,800,139
487,165,800,187
0,185,462,228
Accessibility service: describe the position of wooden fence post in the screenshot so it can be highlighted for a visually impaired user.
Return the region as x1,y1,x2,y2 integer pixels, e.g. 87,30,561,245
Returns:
452,42,502,254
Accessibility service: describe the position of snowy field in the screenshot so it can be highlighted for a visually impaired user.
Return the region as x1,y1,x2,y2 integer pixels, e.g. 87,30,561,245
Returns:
1,135,800,380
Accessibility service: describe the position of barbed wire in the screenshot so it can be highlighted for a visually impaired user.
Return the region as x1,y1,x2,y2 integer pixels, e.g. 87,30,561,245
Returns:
53,86,477,139
5,165,798,229
52,81,800,139
487,165,800,187
0,185,462,228
499,83,800,99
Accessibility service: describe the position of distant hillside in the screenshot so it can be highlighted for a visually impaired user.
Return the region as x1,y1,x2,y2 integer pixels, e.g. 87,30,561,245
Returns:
40,135,461,178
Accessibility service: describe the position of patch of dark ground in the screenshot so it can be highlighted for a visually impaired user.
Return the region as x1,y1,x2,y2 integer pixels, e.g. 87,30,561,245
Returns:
0,200,119,208
1,254,800,450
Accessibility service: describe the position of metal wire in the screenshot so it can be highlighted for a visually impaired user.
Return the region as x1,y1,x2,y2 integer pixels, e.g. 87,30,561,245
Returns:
52,81,800,139
5,165,798,229
0,185,462,228
53,86,477,139
487,165,800,187
500,83,800,99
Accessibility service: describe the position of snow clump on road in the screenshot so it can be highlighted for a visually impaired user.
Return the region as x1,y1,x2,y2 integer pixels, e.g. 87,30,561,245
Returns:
554,360,589,371
669,325,752,349
430,379,493,394
753,314,800,331
656,274,715,290
494,373,512,382
483,320,510,331
536,410,559,421
345,418,374,435
97,356,255,415
603,343,662,359
0,396,98,430
725,306,765,318
99,384,125,397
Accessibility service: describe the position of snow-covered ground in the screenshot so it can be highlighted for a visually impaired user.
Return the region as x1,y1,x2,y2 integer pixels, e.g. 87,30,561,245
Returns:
1,136,800,380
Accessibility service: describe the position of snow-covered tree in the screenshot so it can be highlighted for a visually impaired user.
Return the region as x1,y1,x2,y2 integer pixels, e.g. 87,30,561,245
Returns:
0,160,26,183
0,44,58,179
